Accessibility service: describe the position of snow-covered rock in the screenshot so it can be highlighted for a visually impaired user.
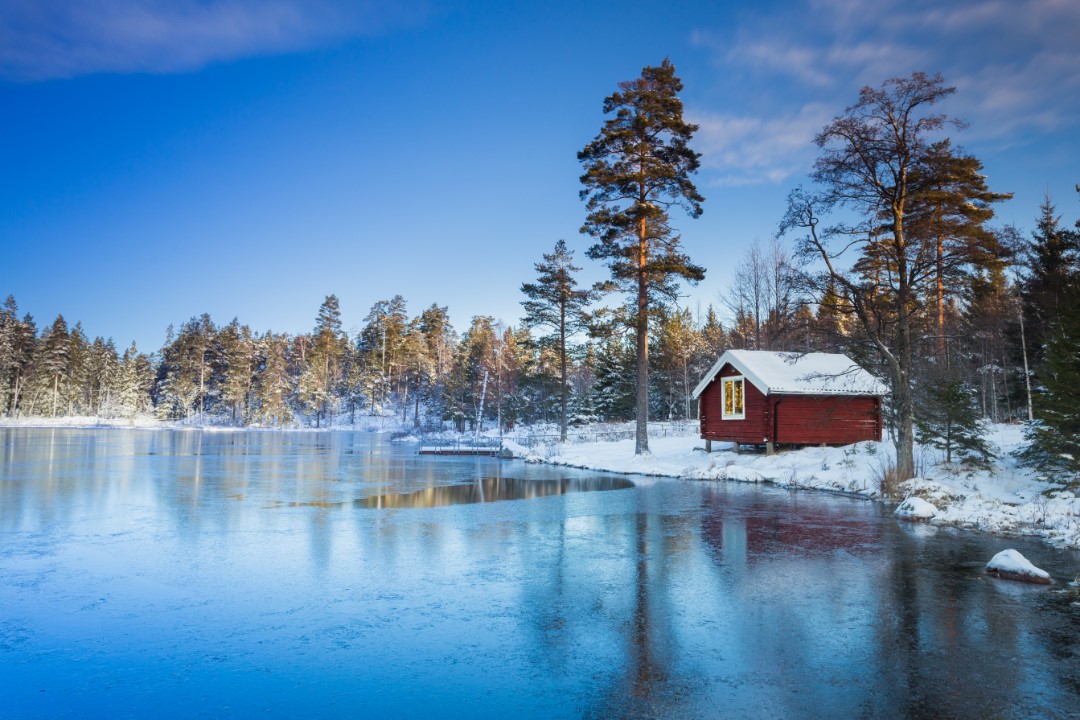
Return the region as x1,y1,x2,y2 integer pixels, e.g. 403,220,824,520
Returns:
895,496,938,520
985,549,1053,585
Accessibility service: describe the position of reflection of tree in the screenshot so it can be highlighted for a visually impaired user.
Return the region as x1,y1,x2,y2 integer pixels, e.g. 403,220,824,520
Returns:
586,509,692,720
629,512,666,704
354,477,633,509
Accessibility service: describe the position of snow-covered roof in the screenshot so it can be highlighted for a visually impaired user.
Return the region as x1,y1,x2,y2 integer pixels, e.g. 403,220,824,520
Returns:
691,350,888,399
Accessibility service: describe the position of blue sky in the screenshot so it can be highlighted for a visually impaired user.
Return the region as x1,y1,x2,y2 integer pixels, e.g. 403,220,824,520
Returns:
2,0,1078,350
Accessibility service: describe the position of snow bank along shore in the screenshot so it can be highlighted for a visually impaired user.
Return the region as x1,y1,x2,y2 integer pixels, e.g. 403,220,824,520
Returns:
502,423,1080,550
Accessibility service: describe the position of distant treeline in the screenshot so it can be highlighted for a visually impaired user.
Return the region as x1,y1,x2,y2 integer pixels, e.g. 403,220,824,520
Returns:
1,182,1077,448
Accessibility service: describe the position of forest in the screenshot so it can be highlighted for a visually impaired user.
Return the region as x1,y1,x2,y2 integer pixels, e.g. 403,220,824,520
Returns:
2,68,1079,482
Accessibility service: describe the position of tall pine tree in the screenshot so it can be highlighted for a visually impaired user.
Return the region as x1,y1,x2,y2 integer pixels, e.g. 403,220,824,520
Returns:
579,58,705,454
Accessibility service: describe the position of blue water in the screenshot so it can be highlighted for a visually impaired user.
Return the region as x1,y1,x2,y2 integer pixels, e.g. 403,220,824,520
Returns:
1,428,1078,719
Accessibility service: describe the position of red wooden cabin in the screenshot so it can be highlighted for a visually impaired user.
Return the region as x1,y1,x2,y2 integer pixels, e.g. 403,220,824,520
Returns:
692,350,887,454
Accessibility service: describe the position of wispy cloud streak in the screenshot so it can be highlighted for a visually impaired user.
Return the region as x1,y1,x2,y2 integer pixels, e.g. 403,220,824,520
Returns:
690,104,830,186
0,0,425,80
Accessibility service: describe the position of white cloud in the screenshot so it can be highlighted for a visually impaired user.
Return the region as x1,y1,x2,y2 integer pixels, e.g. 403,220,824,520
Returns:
690,0,1080,181
689,104,831,186
0,0,426,81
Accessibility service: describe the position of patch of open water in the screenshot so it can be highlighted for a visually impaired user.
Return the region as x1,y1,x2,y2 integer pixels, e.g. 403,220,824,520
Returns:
1,428,1078,719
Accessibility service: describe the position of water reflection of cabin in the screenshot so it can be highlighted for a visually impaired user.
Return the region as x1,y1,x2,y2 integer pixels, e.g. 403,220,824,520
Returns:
692,350,887,454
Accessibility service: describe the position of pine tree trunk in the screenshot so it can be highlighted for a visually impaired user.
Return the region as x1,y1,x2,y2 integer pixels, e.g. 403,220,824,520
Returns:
936,233,946,358
891,362,916,481
894,210,916,482
1001,344,1013,419
559,303,568,443
199,350,206,421
635,220,649,455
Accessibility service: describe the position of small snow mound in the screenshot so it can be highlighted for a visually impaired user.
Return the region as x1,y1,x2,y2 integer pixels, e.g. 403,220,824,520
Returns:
986,549,1053,585
499,440,529,458
895,496,938,520
391,435,419,444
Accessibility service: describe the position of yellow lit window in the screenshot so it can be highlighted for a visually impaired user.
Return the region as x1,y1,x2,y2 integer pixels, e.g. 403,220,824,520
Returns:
722,377,745,420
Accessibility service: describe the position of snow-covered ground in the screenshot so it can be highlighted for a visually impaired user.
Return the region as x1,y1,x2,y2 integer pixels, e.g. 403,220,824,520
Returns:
504,423,1080,549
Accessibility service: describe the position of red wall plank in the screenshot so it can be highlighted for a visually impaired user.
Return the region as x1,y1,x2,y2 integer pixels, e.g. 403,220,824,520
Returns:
774,395,880,444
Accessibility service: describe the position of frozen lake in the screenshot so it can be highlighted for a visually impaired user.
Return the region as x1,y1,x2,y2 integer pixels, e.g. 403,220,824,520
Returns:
2,428,1079,719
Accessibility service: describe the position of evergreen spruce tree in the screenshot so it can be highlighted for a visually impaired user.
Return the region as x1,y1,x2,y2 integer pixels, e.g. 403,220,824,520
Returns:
568,341,599,426
8,312,37,416
963,263,1019,422
453,316,499,432
397,317,426,426
86,337,119,417
358,296,408,412
155,315,218,421
39,315,70,417
253,333,293,427
301,295,346,427
915,373,994,467
115,341,152,419
419,304,455,427
0,296,18,414
651,305,700,420
1022,282,1080,485
592,335,636,422
219,319,256,425
520,239,597,441
579,58,705,454
65,322,89,416
340,341,366,426
1020,195,1080,367
700,305,726,358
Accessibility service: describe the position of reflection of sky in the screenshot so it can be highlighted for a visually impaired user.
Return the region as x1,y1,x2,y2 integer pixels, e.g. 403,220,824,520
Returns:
1,429,1079,718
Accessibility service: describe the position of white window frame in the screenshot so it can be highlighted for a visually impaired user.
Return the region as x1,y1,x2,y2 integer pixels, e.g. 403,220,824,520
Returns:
721,375,745,420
